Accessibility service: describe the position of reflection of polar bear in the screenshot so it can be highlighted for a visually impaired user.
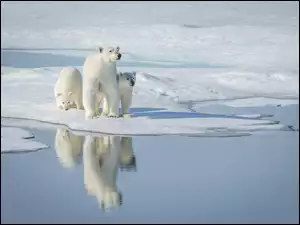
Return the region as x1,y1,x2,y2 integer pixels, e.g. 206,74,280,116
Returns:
55,128,83,168
119,137,137,171
83,135,122,211
100,72,136,117
54,67,84,111
82,46,122,119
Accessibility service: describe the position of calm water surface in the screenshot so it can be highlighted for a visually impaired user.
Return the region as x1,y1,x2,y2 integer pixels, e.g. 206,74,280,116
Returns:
1,125,299,223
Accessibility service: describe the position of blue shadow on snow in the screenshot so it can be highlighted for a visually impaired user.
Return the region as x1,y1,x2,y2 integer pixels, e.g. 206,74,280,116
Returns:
131,110,268,121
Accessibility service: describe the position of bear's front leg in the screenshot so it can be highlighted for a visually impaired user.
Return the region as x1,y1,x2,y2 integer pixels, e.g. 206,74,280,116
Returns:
104,84,120,118
75,97,84,110
101,97,109,116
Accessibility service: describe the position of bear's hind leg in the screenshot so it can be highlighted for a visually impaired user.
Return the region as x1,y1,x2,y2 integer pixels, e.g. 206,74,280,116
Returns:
75,101,84,110
101,96,109,116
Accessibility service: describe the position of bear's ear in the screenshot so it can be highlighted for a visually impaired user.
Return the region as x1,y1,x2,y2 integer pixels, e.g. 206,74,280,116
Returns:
132,71,136,76
97,46,103,53
68,92,72,96
56,93,62,97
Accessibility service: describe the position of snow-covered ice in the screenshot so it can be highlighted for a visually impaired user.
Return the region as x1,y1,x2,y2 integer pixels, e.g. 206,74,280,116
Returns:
1,127,48,153
1,1,299,136
1,2,299,223
1,67,297,136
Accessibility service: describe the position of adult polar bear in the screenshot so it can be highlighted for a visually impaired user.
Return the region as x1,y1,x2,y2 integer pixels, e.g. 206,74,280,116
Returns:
82,46,122,119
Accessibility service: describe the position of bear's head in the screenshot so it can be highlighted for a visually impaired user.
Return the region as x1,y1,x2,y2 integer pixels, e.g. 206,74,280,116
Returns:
99,191,123,211
118,71,136,87
97,46,122,63
55,128,78,168
56,92,73,111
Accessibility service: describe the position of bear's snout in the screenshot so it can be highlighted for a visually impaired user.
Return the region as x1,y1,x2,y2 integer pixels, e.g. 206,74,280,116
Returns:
117,53,122,60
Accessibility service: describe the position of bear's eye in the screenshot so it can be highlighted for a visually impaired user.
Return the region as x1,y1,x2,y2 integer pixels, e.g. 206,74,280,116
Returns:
127,78,129,80
109,49,113,53
62,101,65,104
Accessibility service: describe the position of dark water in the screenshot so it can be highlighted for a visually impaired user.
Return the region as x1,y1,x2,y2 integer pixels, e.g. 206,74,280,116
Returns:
1,125,299,223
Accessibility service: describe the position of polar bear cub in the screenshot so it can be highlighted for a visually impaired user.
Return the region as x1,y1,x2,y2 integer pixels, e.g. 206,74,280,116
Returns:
82,46,122,119
83,135,122,211
55,128,83,168
54,67,84,110
100,72,136,116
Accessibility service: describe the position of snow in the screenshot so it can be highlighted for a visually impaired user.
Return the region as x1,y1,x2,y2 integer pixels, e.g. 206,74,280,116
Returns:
1,127,48,153
1,1,299,136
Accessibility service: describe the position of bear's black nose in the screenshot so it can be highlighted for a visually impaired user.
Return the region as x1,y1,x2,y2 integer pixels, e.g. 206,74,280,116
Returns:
117,53,122,59
130,80,135,86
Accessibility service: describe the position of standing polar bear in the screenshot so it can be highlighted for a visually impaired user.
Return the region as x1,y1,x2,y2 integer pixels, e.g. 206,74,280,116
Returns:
54,67,84,111
100,72,136,117
82,46,122,119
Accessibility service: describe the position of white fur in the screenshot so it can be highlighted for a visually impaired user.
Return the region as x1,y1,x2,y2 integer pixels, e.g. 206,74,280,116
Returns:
100,72,136,116
55,128,83,168
54,67,83,111
119,137,136,171
82,46,122,119
83,135,122,211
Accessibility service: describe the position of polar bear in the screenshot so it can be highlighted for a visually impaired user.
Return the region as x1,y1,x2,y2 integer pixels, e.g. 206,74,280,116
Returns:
83,135,122,211
54,67,84,111
82,46,122,119
100,72,136,117
55,128,83,168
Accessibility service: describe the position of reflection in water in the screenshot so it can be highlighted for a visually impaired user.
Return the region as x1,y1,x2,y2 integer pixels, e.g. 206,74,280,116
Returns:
83,135,122,211
55,128,83,168
119,136,136,172
54,128,136,211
